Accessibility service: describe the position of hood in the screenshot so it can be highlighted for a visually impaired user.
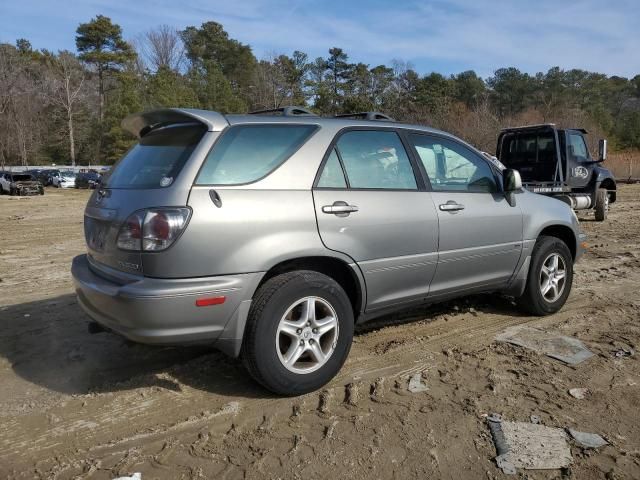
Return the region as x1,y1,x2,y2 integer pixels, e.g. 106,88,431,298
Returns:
14,180,40,186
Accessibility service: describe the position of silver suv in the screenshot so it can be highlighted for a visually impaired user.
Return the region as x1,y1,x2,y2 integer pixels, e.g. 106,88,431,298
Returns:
72,107,586,395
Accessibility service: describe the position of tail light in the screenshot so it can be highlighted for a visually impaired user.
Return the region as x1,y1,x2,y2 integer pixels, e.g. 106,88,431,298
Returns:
117,208,191,251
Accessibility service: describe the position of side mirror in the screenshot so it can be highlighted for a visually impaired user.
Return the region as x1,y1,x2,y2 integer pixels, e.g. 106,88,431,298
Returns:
503,168,522,207
503,168,522,192
598,139,607,162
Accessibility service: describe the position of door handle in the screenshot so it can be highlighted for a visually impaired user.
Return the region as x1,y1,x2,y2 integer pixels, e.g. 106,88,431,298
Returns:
322,201,359,216
439,201,465,212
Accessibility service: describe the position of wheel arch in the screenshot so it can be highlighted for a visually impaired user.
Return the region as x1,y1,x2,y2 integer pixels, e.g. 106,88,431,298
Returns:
599,177,616,203
254,256,365,318
538,224,577,259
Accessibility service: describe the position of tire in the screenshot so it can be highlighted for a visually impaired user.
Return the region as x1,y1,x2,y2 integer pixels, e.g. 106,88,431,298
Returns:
594,188,608,221
9,188,15,196
242,270,354,395
517,236,573,316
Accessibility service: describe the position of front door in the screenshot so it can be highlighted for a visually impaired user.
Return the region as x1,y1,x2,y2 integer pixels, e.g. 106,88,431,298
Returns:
408,133,523,297
313,129,439,311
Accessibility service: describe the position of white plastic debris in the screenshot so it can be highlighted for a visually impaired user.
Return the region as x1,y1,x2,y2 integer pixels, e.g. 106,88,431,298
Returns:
568,388,589,399
407,373,429,393
567,429,608,448
487,416,572,474
496,326,594,365
113,474,141,480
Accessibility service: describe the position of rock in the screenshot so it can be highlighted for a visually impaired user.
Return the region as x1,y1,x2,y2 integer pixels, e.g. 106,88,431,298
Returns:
567,429,608,448
568,388,589,399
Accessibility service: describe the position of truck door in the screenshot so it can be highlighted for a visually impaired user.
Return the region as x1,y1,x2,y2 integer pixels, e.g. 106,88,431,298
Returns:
565,131,592,189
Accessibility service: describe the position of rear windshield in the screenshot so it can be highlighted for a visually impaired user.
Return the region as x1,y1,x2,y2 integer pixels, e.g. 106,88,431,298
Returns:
105,124,206,189
501,132,556,165
196,124,317,185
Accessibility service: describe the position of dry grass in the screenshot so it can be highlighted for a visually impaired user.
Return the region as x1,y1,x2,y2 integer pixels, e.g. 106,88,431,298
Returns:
607,151,640,179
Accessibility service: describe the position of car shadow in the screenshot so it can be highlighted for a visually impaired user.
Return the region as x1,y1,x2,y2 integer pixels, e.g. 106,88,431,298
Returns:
356,293,524,333
0,292,523,399
0,294,276,399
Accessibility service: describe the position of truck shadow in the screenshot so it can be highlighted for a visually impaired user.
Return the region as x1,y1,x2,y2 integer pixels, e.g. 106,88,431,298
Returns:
0,293,523,399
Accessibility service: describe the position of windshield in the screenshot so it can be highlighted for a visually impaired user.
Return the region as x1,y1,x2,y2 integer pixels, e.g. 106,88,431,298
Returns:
104,124,206,189
13,174,33,181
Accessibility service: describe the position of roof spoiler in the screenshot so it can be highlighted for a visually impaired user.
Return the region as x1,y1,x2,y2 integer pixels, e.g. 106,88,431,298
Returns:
122,108,229,138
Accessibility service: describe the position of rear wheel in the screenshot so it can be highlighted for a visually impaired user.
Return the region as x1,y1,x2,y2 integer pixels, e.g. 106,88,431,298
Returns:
594,188,608,221
242,270,354,395
517,236,573,316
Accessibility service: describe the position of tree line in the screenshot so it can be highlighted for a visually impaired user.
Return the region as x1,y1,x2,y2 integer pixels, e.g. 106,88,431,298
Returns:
1,15,639,167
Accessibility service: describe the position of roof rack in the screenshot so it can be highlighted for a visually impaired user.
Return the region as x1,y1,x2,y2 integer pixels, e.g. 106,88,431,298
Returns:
334,112,395,121
248,106,317,117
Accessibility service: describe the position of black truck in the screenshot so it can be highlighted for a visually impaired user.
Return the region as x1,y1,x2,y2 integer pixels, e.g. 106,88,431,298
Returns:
495,124,616,221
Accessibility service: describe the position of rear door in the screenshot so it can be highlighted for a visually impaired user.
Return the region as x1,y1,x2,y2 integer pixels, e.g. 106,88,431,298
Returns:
313,128,439,311
408,133,523,297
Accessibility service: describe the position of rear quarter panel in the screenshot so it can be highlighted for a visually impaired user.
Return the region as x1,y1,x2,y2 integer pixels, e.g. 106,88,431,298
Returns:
142,188,342,278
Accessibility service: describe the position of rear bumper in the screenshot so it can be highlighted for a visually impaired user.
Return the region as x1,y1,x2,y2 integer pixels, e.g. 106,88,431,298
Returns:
71,254,263,350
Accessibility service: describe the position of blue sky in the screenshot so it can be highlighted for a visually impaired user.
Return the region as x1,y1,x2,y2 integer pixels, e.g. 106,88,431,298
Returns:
1,0,639,78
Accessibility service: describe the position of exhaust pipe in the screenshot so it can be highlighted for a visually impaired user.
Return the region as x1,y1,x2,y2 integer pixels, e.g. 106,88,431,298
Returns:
558,194,592,210
87,321,107,334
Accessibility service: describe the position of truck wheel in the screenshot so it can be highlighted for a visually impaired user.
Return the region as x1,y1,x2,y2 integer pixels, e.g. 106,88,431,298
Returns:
594,188,608,221
517,236,573,316
242,270,354,395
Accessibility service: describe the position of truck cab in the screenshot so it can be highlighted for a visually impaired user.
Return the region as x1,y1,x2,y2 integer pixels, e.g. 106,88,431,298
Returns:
496,124,616,221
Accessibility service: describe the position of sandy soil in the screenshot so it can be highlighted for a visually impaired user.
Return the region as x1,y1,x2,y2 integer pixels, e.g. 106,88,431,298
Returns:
0,186,639,479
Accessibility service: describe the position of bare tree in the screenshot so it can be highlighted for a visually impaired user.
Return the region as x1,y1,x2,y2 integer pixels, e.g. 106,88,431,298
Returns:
137,25,184,72
0,43,47,167
44,51,86,166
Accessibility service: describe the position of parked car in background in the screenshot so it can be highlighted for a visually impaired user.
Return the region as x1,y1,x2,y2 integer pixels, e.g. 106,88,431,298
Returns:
0,172,44,195
72,107,587,395
75,171,101,189
51,171,77,188
42,169,60,186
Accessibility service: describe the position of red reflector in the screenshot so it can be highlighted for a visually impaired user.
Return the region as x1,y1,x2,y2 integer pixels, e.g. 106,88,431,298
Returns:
195,296,226,307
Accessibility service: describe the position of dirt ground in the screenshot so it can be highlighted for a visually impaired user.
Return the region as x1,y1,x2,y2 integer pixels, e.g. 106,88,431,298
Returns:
0,186,639,480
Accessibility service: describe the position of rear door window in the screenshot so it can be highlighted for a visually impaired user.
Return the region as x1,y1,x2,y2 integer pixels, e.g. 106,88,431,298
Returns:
196,124,317,185
105,124,206,189
329,130,417,190
317,149,348,188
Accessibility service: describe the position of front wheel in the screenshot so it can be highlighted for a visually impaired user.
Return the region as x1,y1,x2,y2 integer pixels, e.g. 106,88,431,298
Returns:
242,270,354,395
517,236,573,316
594,188,608,221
